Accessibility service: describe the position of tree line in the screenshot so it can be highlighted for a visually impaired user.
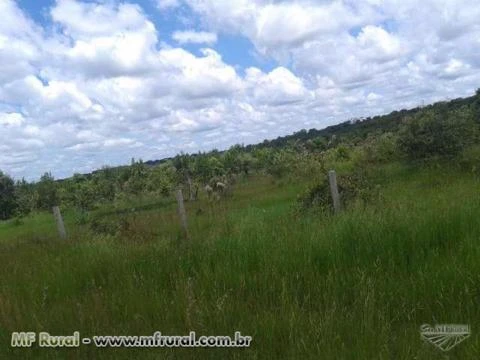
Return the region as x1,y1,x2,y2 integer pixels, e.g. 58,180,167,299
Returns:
1,89,479,221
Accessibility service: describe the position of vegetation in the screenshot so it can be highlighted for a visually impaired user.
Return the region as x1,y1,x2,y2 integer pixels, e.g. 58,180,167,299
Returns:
1,91,480,358
2,91,480,219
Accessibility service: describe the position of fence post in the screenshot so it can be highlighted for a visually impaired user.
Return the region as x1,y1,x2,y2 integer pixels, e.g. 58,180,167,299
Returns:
328,170,341,214
52,206,67,239
175,189,189,239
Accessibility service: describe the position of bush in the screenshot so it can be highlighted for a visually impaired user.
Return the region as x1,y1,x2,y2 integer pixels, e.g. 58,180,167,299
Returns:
295,168,379,214
89,217,119,236
12,217,24,226
36,172,59,211
363,132,399,164
295,180,331,213
266,150,296,178
398,108,477,160
73,209,91,225
459,145,480,173
339,169,379,206
0,171,17,220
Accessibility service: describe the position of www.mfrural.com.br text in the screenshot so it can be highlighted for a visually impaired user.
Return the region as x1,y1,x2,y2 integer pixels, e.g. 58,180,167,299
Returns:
11,331,252,348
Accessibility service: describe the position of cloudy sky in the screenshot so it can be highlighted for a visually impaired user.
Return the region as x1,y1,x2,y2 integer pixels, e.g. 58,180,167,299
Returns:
1,0,479,180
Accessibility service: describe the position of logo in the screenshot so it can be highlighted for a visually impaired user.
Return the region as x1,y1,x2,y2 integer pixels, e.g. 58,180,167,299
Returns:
420,324,470,352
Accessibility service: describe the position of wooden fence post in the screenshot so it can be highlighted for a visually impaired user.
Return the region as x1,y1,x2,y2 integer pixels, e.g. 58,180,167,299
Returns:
175,189,189,239
52,206,67,239
328,170,341,214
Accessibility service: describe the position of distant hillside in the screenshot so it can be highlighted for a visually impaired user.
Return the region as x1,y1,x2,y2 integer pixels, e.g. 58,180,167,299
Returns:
247,94,478,150
70,92,479,181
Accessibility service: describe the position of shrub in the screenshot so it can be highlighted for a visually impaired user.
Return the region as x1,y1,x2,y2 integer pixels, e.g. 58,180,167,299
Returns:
0,171,17,220
73,209,91,225
459,145,480,173
363,132,399,164
12,217,24,226
398,108,477,160
339,168,378,206
295,180,331,213
295,167,379,214
89,217,119,236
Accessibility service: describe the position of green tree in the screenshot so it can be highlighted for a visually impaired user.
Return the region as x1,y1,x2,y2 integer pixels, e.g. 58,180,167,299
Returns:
92,166,116,202
398,108,477,160
474,88,480,121
74,182,96,211
223,145,243,174
173,153,195,200
36,172,59,210
265,149,297,178
147,163,177,196
238,153,255,175
0,171,17,220
124,159,148,195
15,178,35,217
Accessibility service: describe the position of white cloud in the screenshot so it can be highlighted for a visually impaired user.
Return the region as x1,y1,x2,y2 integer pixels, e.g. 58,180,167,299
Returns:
255,2,358,49
356,25,404,62
158,48,242,99
177,0,381,54
172,30,217,44
0,113,25,127
1,0,480,180
50,0,159,79
246,67,310,105
51,0,149,38
157,0,181,10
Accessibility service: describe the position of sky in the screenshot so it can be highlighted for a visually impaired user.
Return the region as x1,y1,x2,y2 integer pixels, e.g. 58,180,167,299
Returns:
1,0,480,180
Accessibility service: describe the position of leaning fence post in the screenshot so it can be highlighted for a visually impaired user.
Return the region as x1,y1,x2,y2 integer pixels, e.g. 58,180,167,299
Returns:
52,206,67,239
328,170,341,214
175,189,189,239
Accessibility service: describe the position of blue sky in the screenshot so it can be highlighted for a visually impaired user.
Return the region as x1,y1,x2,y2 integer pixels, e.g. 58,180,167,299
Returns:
17,0,270,71
1,0,480,180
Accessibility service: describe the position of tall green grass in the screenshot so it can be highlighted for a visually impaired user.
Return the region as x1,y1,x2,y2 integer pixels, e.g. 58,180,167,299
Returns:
0,168,479,359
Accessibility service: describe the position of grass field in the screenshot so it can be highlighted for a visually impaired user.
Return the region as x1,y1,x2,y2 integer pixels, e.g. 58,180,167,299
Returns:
1,164,479,359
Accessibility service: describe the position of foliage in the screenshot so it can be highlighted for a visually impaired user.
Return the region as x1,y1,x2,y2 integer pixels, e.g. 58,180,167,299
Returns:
2,166,480,358
296,167,378,214
36,172,58,211
92,167,117,202
459,144,480,173
2,91,480,221
338,168,380,206
74,182,97,211
295,180,331,213
14,178,36,217
398,107,478,160
0,171,17,220
73,209,90,225
124,160,148,195
265,149,298,178
146,163,177,196
362,132,399,163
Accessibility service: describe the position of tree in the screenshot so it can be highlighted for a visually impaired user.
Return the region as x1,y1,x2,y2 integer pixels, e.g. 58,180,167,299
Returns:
15,178,35,217
238,153,255,175
0,171,17,220
147,163,177,196
265,149,297,178
36,172,58,210
223,145,243,174
124,159,148,195
398,108,477,160
74,182,96,211
92,166,116,202
474,88,480,121
173,153,195,200
193,155,212,182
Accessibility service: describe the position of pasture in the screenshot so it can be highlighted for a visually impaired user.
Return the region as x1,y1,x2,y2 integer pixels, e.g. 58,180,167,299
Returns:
0,164,479,359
